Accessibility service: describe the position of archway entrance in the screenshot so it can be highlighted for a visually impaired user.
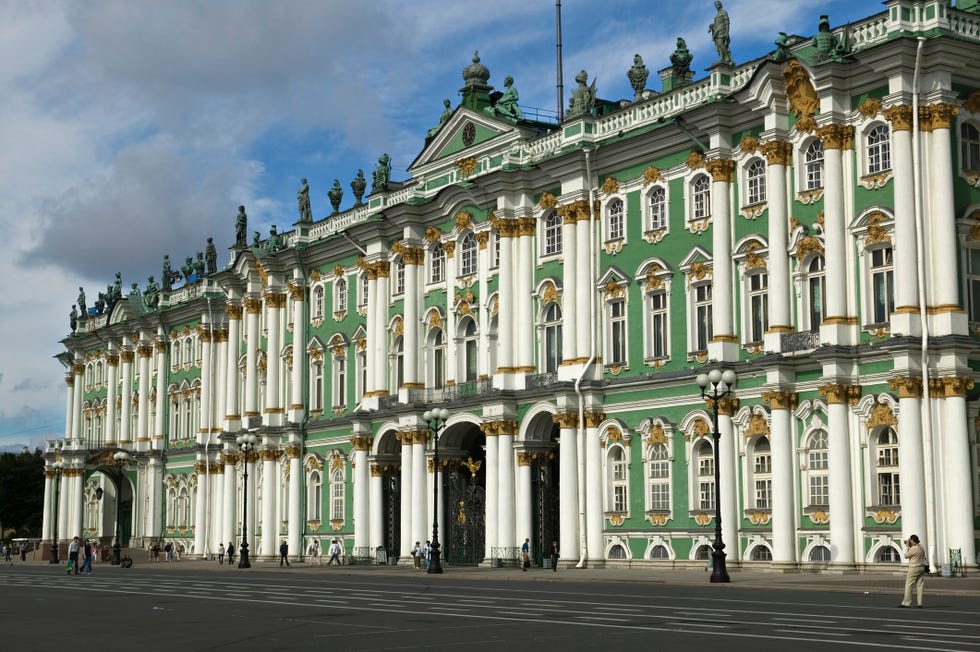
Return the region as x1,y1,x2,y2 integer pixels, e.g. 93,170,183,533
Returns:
374,430,401,561
441,421,485,565
525,413,560,566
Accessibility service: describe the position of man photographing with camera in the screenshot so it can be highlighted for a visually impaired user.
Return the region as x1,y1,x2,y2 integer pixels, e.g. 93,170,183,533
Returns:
899,534,927,608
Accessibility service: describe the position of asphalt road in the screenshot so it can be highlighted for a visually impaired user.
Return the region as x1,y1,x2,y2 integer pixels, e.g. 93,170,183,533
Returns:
1,564,978,651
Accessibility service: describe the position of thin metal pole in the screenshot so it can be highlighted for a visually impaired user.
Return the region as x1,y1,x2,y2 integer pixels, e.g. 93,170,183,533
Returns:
710,392,730,583
50,471,61,564
428,420,443,574
239,452,251,568
556,0,564,123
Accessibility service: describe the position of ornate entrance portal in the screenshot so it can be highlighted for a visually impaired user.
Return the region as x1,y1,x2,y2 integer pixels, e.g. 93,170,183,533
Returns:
441,421,486,565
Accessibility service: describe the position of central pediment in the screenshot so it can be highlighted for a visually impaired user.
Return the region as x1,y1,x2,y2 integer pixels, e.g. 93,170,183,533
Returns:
409,108,523,174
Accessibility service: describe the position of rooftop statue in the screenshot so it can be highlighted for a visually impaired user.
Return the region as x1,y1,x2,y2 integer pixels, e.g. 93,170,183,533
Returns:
69,305,78,332
708,1,732,65
670,37,694,76
461,50,491,89
427,99,453,138
485,76,523,121
812,15,850,63
162,255,173,292
627,54,649,101
265,226,283,254
253,231,262,248
235,205,248,249
77,287,87,316
371,153,391,194
297,178,313,223
351,169,367,205
94,292,105,315
771,32,791,63
205,238,218,275
567,70,597,119
328,179,344,215
194,252,206,277
144,276,160,309
112,272,122,300
182,256,195,281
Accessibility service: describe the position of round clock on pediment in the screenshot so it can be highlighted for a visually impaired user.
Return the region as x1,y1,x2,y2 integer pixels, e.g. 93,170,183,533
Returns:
462,122,476,147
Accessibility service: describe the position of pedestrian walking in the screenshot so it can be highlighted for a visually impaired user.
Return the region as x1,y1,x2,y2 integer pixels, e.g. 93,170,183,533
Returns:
81,540,93,575
521,538,530,571
279,540,290,567
899,534,927,608
327,539,341,565
68,536,81,575
423,541,431,570
164,541,174,562
412,541,423,570
227,542,235,565
217,543,225,564
2,544,10,564
308,540,321,565
550,540,559,572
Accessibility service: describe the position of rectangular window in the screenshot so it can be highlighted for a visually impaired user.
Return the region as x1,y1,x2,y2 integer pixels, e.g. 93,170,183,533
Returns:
613,485,627,512
698,481,715,511
870,247,894,323
748,272,769,342
694,284,713,351
878,473,900,505
754,479,772,509
610,299,627,364
649,291,668,359
968,248,980,323
809,475,829,505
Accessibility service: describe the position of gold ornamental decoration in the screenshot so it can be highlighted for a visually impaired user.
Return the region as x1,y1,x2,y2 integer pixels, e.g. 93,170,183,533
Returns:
642,166,663,186
685,150,706,170
857,97,881,120
539,192,558,209
866,401,897,430
646,425,667,446
794,235,824,262
601,177,620,195
424,226,442,243
738,135,759,154
705,159,734,183
455,157,478,177
783,59,818,133
455,210,474,230
744,413,770,439
882,104,913,132
760,140,792,166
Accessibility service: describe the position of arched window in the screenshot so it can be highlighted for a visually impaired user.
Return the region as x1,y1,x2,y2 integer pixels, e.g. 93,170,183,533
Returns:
746,159,766,204
962,122,980,172
177,486,190,527
394,258,406,295
649,544,670,559
646,287,669,360
752,437,772,509
806,430,829,507
696,440,714,510
330,466,345,522
332,351,346,408
183,339,192,366
867,124,891,174
607,198,624,241
647,442,670,511
358,274,368,308
335,278,347,313
428,328,445,389
458,318,478,382
874,427,900,506
606,446,628,513
459,233,477,277
876,545,901,563
694,544,712,560
693,282,713,352
869,245,894,323
608,544,628,559
309,358,323,412
806,255,826,330
542,302,563,373
430,244,445,284
543,212,562,255
804,140,824,190
750,545,772,561
606,298,627,365
692,175,711,220
313,285,324,318
307,469,322,520
648,186,667,230
746,271,769,343
391,335,404,389
166,487,177,527
809,545,830,562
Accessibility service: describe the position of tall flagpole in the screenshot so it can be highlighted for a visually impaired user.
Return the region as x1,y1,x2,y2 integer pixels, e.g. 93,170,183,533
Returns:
556,0,564,123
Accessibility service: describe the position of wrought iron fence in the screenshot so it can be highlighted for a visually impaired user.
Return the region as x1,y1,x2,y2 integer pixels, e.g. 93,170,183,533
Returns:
781,329,821,353
525,372,558,389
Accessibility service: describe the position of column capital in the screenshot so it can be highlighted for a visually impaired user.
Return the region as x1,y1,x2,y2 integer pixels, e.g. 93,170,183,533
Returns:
888,375,923,399
480,419,518,437
819,383,862,405
927,103,959,130
584,410,605,428
350,434,372,451
137,343,154,358
816,123,853,150
760,140,793,166
761,390,799,410
930,375,974,398
243,297,263,314
225,303,244,319
705,158,735,183
263,291,287,308
556,199,598,224
120,350,135,364
882,104,913,132
552,412,580,428
392,242,425,265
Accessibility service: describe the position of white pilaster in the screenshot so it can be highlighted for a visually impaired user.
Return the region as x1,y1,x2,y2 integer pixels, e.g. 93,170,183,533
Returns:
120,347,134,444
411,433,427,548
516,453,532,551
515,220,534,372
768,400,796,564
243,297,261,419
223,452,236,548
826,392,855,565
264,292,284,427
941,389,976,567
261,451,277,558
497,430,516,551
403,252,421,387
584,418,603,561
105,350,118,445
288,284,306,423
558,416,578,567
225,304,243,432
369,463,383,551
136,341,152,449
718,411,739,564
484,431,498,559
399,435,413,556
496,222,515,376
352,437,370,552
708,159,735,357
288,450,302,562
560,210,578,364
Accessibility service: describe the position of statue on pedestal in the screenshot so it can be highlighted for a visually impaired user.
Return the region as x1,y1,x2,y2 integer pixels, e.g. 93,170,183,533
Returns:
708,1,732,65
205,238,218,275
371,154,391,194
567,70,596,119
235,205,248,248
327,179,343,215
351,170,366,205
485,77,523,121
627,55,649,101
427,99,453,138
144,276,160,309
297,178,313,222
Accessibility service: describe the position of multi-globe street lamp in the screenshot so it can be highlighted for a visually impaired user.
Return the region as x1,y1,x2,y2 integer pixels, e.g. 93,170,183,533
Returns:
696,368,737,584
110,450,131,565
236,432,258,569
423,408,450,574
49,459,65,564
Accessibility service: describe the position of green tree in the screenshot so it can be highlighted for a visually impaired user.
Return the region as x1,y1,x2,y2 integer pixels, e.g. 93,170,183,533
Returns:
0,448,45,541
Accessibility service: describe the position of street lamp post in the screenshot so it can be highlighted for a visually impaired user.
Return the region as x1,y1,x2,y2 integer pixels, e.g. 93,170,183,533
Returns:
49,460,64,564
236,433,258,569
111,451,131,565
423,408,450,574
696,368,737,584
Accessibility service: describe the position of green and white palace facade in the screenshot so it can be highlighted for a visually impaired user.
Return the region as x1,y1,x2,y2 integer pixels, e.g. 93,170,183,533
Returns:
44,1,980,571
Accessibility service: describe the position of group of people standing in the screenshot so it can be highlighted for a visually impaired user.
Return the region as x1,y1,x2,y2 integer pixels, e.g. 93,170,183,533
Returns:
411,541,433,570
66,536,96,575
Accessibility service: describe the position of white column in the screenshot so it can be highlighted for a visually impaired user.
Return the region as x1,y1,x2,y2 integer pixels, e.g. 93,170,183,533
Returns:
225,304,243,431
42,472,54,542
57,471,69,544
223,452,236,547
261,451,277,558
194,457,208,557
496,222,515,375
894,379,926,546
399,435,413,556
105,351,119,445
374,265,390,395
926,105,965,334
364,266,378,396
484,430,498,559
63,372,75,446
818,126,848,322
263,292,284,427
369,463,383,551
243,297,261,420
153,337,167,449
558,415,578,566
940,382,977,568
497,428,516,551
515,220,534,372
288,450,301,562
214,329,227,433
288,284,306,423
884,108,918,315
71,361,84,443
762,142,792,333
767,393,796,564
411,431,427,548
243,454,255,554
70,470,84,540
825,386,855,565
707,159,735,342
718,408,739,564
575,207,592,360
136,342,152,448
516,453,533,551
352,437,370,553
119,347,134,444
199,324,214,442
403,251,421,387
560,209,578,363
584,416,603,560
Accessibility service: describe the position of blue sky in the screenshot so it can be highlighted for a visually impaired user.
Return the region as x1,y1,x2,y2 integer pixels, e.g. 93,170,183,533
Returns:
0,0,882,451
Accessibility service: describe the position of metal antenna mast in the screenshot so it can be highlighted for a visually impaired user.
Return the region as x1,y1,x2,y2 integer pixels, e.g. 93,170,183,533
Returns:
556,0,564,123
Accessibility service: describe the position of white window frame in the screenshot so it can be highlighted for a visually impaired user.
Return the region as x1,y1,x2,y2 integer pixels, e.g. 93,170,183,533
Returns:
801,253,826,331
393,258,405,296
750,436,772,509
873,426,900,506
457,317,478,382
694,439,715,511
334,277,347,313
330,465,345,523
803,429,829,507
744,158,767,206
542,211,562,257
307,468,322,521
606,297,628,367
644,286,669,362
390,335,404,390
459,232,477,277
646,442,671,513
865,123,891,175
867,244,894,325
358,273,368,308
427,327,446,389
539,302,563,373
804,139,824,190
313,285,325,319
309,355,323,412
743,269,769,344
690,174,711,222
429,243,446,284
331,349,346,409
967,245,980,325
961,120,980,173
605,444,629,514
605,196,625,242
647,185,668,231
690,281,713,353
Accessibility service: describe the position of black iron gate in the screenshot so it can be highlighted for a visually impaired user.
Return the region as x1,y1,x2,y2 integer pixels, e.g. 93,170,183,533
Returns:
382,474,400,561
445,465,486,565
531,454,559,566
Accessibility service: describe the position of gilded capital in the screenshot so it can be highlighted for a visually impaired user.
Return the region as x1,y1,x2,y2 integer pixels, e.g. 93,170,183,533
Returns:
927,103,959,130
264,292,287,309
225,304,244,320
882,105,913,132
761,390,799,410
584,411,605,428
350,434,372,451
760,140,793,166
888,375,923,399
243,297,263,314
137,343,154,358
819,383,862,405
816,124,849,150
475,232,490,249
705,159,735,183
552,412,580,429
